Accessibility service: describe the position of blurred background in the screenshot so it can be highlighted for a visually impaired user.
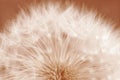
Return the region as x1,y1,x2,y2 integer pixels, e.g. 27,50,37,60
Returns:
0,0,120,31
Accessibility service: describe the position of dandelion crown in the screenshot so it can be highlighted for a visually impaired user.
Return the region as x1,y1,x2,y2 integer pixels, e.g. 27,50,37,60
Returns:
0,1,120,80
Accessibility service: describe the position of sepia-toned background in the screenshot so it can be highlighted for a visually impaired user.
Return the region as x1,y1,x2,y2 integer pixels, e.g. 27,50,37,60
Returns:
0,0,120,31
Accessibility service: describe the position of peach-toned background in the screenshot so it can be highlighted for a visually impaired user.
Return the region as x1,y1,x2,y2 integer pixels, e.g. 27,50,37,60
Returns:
0,0,120,31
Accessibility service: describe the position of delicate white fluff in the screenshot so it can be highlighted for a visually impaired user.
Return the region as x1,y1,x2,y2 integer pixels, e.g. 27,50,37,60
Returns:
0,4,120,80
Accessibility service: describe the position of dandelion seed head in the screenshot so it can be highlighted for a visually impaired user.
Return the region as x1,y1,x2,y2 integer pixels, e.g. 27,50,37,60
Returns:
0,1,120,80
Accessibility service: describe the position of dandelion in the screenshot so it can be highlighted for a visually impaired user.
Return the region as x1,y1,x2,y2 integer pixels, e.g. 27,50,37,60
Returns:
0,2,120,80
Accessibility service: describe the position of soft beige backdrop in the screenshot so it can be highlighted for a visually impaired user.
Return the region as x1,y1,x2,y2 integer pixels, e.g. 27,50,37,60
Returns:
0,0,120,31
